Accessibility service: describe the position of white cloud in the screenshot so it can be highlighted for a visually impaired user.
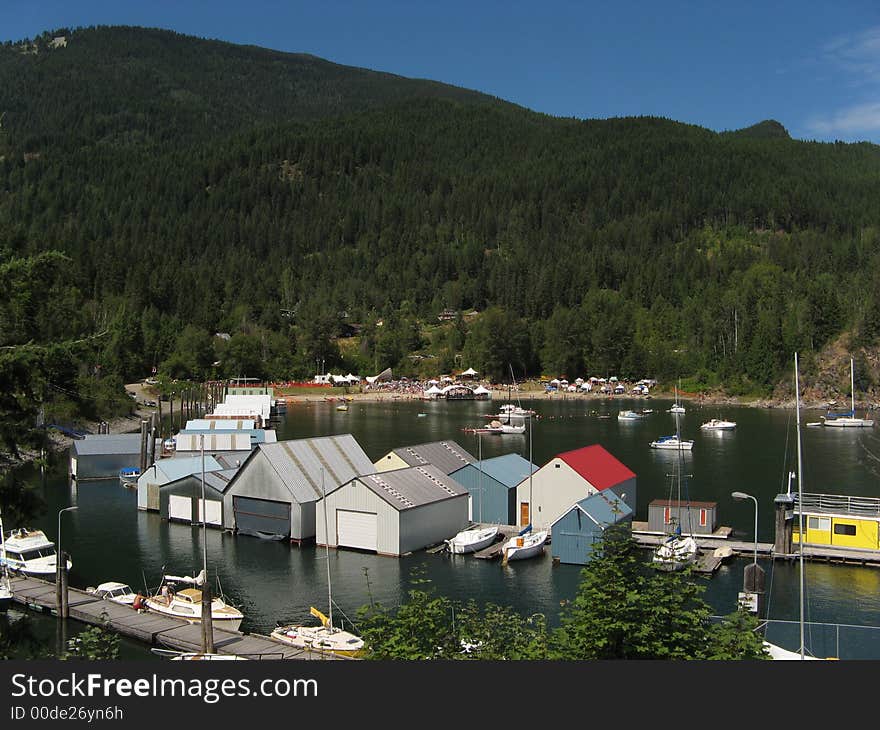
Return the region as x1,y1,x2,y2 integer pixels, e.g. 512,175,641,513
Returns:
822,26,880,85
806,101,880,137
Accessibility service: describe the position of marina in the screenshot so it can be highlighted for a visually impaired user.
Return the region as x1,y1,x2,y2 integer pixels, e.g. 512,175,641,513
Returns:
7,394,880,658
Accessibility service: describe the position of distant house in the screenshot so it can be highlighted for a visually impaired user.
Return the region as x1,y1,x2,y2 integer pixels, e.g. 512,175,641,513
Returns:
648,499,717,536
137,454,225,512
374,440,475,475
316,465,469,556
438,309,458,322
551,491,633,565
70,434,143,480
514,444,636,530
449,453,537,525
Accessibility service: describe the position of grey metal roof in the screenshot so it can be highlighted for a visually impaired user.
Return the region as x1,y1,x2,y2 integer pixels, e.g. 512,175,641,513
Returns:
72,434,142,456
392,440,475,475
357,464,467,511
214,451,252,470
552,491,633,528
153,455,224,482
184,419,255,430
258,434,375,503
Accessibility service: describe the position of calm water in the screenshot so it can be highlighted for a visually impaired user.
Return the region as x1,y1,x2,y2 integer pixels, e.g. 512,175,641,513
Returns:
10,395,880,658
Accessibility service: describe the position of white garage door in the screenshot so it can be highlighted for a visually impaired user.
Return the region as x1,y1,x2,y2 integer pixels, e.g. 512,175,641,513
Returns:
169,495,191,523
337,510,378,552
197,499,222,526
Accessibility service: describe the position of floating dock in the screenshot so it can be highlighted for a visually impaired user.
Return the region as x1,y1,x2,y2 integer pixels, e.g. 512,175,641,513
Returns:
7,575,350,660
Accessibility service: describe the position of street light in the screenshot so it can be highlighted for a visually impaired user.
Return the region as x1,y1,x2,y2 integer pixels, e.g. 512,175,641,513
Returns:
731,491,758,565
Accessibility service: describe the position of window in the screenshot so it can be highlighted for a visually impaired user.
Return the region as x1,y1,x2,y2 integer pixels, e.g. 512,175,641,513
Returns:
663,507,671,525
699,509,707,527
808,516,831,531
833,523,857,536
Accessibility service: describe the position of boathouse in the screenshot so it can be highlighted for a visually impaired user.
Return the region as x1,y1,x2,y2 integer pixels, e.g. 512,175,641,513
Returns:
69,434,143,480
159,469,239,527
647,499,717,536
374,440,476,475
221,434,375,541
449,453,538,525
514,444,636,530
551,491,633,565
316,465,469,556
136,454,224,511
790,492,880,551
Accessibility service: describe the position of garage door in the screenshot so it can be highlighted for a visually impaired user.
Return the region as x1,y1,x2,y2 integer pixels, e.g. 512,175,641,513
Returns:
337,510,378,552
169,495,191,523
197,499,222,527
233,496,291,539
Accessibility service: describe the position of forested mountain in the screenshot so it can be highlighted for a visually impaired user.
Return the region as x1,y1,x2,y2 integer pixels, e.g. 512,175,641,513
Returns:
2,24,880,443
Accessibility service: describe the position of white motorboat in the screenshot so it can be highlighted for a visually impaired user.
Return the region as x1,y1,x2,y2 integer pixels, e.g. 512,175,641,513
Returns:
0,509,12,610
86,581,139,606
668,380,686,413
271,607,364,657
700,418,737,431
649,435,694,450
118,467,140,487
652,533,698,571
821,358,874,427
144,571,244,631
501,529,548,564
446,525,499,554
618,410,645,421
1,528,72,577
485,403,535,423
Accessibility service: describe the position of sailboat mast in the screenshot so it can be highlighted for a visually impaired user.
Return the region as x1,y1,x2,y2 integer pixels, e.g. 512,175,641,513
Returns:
851,357,856,415
795,353,805,660
321,469,333,630
200,435,207,578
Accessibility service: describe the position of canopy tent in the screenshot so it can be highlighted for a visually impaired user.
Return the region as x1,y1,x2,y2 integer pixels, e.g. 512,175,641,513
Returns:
424,385,443,395
460,367,479,377
472,385,491,395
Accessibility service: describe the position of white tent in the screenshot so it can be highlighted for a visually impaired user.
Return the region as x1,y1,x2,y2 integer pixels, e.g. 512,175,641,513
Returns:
461,367,478,377
424,385,443,395
550,378,560,386
473,385,491,395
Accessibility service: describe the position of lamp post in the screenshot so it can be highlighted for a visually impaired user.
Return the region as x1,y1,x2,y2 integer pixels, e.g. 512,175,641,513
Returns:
731,491,758,565
56,506,77,618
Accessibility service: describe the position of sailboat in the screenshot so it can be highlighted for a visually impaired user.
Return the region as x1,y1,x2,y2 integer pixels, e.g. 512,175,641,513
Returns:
668,379,686,414
821,357,874,427
500,413,547,564
270,470,364,657
0,508,13,611
652,422,698,571
144,436,244,633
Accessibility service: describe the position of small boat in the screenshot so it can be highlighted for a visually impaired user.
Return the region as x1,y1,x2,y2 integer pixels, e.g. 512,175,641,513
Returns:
144,571,244,631
86,581,139,606
484,403,536,423
336,404,349,412
821,357,874,428
649,435,694,450
618,410,645,421
271,607,364,657
0,509,12,611
119,466,140,486
501,528,548,564
668,380,686,413
1,528,72,577
445,526,499,554
463,420,505,435
652,532,698,571
700,418,737,431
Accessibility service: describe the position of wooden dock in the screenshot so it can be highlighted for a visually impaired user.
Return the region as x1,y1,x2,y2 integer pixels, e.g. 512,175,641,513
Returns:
7,575,350,660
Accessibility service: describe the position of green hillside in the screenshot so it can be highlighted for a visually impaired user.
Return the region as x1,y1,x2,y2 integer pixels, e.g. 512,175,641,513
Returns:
2,25,880,449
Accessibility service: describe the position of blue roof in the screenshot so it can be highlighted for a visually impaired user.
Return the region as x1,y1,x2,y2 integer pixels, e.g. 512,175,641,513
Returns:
552,491,633,528
452,453,537,488
152,455,224,482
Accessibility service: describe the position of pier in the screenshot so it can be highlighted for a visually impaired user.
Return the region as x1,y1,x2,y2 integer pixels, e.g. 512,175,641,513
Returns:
7,575,350,660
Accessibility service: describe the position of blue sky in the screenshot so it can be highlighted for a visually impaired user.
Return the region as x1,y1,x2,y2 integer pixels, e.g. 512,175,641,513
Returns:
3,1,880,143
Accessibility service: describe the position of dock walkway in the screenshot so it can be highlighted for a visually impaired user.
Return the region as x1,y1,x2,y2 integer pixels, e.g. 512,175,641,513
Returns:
8,575,349,660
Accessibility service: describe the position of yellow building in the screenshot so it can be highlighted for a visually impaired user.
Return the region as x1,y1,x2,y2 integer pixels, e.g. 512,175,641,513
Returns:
793,493,880,550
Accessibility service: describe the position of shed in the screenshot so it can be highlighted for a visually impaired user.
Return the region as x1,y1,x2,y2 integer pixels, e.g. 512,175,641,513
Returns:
647,499,718,536
184,419,255,431
316,465,469,556
449,453,537,525
551,492,633,565
137,454,223,512
515,444,636,530
159,468,239,527
222,434,375,541
374,440,475,475
70,434,143,480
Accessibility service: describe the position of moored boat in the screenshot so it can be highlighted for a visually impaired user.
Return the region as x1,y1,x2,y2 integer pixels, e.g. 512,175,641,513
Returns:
119,467,140,486
700,418,737,431
649,435,694,450
446,525,499,554
86,581,139,606
501,529,548,564
1,528,72,577
271,607,364,656
144,571,244,631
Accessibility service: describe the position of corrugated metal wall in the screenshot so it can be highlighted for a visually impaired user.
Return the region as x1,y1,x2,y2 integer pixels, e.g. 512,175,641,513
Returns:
317,479,399,554
398,497,468,555
450,465,513,525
